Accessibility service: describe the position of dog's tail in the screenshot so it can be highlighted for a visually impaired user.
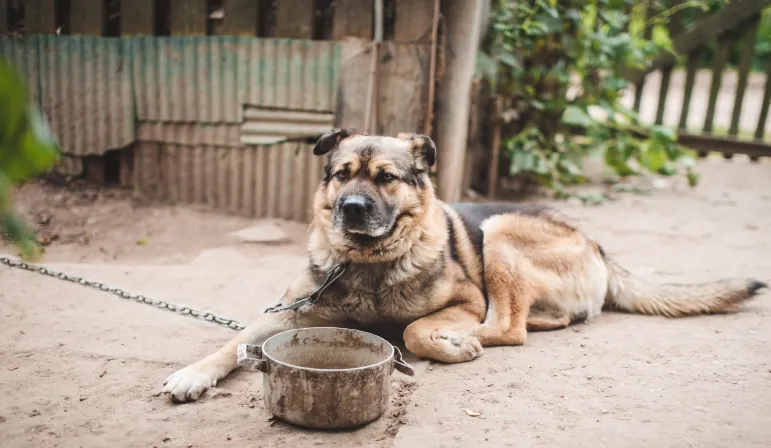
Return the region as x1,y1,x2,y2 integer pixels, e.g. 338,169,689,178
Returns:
603,257,766,317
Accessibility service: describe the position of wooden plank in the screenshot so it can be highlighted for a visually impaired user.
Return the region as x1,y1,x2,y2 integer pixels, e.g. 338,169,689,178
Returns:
487,96,502,199
275,0,314,39
632,0,655,115
627,0,771,84
25,0,56,34
728,15,760,136
170,0,207,35
678,50,701,130
0,0,8,34
756,60,771,140
678,133,771,159
703,33,731,134
654,67,672,125
332,0,373,39
218,0,258,36
394,0,433,42
71,0,105,35
122,0,155,35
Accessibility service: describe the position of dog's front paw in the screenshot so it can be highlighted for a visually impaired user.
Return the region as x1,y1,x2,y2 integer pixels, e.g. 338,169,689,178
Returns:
431,330,483,362
162,364,220,402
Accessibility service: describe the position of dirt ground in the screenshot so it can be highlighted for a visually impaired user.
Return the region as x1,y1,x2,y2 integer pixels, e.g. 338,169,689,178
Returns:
1,157,770,448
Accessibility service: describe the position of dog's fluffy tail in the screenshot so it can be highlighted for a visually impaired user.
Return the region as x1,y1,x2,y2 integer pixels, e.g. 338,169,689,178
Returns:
603,258,766,317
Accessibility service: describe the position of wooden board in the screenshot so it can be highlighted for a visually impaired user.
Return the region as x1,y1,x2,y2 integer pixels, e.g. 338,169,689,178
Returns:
170,0,207,35
122,0,155,35
25,0,56,34
218,0,259,36
333,0,373,39
275,0,314,39
70,0,105,35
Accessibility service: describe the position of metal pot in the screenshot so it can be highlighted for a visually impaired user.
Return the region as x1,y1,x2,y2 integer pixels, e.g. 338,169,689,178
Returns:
237,327,415,429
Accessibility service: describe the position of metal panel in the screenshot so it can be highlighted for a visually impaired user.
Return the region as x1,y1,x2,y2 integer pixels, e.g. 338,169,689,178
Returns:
0,37,40,106
133,143,325,222
36,35,134,156
240,106,334,145
132,37,341,124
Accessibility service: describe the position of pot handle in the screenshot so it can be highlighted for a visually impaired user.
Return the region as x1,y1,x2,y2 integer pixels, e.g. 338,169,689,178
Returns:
237,344,268,373
392,346,415,376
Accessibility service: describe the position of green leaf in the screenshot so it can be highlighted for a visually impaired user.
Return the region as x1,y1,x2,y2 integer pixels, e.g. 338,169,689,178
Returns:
561,105,593,128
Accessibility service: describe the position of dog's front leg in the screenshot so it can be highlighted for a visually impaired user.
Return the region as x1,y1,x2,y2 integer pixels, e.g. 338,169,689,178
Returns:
162,270,338,402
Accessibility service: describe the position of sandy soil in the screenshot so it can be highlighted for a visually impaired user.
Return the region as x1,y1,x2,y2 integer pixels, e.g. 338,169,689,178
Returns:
1,158,770,448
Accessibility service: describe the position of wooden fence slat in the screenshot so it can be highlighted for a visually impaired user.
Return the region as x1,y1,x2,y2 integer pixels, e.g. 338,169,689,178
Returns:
627,0,771,84
275,0,314,39
678,50,701,130
632,0,656,114
655,66,672,125
0,0,8,34
702,33,731,134
122,0,155,35
756,60,771,140
71,0,105,35
394,0,433,42
25,0,56,34
333,0,373,39
728,15,760,137
219,0,259,36
170,0,207,35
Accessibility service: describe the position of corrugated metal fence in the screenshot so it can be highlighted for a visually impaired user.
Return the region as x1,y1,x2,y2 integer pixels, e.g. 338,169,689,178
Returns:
0,35,341,221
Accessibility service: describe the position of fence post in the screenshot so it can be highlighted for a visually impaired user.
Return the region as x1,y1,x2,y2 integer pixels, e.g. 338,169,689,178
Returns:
435,0,485,202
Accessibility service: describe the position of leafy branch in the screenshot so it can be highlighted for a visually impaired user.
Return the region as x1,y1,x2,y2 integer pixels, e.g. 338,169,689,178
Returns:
0,58,60,261
480,0,703,196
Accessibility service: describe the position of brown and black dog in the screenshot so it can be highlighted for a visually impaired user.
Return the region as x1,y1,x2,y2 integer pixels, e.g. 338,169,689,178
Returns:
162,129,767,402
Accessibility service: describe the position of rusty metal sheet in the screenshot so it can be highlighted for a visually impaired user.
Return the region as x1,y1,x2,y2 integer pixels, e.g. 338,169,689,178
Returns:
0,37,41,109
240,106,334,145
36,35,135,156
132,37,341,124
133,143,324,222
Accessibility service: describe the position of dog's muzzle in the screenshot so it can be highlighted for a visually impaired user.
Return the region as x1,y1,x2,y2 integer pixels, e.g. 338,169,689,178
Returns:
338,195,373,228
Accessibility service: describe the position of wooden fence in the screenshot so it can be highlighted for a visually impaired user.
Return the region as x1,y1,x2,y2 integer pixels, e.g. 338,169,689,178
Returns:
0,0,440,221
627,0,771,160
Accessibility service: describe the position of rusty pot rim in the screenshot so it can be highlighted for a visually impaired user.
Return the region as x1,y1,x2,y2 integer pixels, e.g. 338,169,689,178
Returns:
260,327,395,373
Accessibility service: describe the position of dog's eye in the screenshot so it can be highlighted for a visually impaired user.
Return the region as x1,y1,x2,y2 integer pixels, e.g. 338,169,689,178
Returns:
335,172,348,182
379,173,397,183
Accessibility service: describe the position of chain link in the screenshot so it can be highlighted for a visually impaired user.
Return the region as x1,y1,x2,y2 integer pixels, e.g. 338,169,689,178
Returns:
0,256,246,331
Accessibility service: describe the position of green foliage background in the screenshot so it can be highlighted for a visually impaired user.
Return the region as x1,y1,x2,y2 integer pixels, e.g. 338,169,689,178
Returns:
479,0,700,197
0,58,60,261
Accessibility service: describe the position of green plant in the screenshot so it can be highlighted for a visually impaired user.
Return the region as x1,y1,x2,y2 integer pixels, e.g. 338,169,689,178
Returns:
479,0,699,196
0,58,60,261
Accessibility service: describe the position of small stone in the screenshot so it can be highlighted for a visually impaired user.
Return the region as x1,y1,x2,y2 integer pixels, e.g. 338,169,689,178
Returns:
29,410,40,417
79,396,88,402
601,409,609,414
228,222,291,244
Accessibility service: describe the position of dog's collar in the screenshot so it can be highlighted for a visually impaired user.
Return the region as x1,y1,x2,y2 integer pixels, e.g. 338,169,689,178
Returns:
264,263,348,313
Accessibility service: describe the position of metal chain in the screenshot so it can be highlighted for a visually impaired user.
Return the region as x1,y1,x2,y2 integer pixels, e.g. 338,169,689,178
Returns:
0,256,246,331
264,263,347,313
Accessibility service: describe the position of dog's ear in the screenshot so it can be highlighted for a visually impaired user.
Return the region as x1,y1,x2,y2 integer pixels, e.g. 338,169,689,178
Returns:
398,133,436,169
313,128,352,156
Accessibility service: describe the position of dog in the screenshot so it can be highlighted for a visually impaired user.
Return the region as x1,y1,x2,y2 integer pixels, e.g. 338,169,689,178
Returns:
162,129,767,402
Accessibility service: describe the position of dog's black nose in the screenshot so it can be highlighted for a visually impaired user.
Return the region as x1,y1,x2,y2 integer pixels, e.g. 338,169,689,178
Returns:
340,196,370,224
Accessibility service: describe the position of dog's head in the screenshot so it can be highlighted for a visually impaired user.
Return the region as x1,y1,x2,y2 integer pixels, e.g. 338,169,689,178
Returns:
310,129,438,261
